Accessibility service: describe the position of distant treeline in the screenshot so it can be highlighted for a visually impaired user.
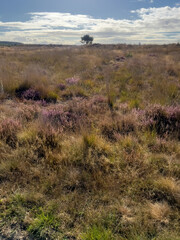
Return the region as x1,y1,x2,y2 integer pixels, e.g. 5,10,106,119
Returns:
0,41,23,46
0,41,179,48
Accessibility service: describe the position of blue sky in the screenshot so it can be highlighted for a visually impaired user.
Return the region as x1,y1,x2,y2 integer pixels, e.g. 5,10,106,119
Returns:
0,0,180,44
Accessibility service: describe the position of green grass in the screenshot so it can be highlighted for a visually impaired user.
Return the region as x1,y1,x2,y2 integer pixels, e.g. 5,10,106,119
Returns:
82,225,115,240
27,209,61,240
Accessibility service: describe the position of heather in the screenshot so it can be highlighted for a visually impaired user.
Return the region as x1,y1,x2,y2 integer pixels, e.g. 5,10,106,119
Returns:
0,44,180,240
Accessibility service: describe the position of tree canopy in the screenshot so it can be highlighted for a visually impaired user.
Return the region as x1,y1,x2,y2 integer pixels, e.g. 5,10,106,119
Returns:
81,35,94,45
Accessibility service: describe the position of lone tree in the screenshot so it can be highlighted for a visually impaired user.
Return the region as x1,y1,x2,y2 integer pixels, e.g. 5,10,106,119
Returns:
81,35,94,45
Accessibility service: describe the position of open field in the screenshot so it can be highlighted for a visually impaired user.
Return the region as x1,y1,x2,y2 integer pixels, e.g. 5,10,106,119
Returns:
0,44,180,239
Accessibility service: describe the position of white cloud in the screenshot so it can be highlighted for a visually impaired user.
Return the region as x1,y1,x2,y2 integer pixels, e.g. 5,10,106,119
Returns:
137,0,154,3
0,6,180,44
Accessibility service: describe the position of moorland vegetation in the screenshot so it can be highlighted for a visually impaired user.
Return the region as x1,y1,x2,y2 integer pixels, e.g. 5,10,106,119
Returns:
0,44,180,239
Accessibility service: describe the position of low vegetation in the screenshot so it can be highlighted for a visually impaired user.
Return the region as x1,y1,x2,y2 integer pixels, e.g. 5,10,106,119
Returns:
0,44,179,239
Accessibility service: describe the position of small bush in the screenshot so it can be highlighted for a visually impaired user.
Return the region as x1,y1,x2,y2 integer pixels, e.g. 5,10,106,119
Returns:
15,81,58,103
22,88,41,101
57,83,66,91
145,105,180,139
41,108,72,132
87,95,108,114
167,68,177,77
15,82,31,98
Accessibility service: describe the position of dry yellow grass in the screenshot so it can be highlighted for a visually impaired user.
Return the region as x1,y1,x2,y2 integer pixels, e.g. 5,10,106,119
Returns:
149,201,171,223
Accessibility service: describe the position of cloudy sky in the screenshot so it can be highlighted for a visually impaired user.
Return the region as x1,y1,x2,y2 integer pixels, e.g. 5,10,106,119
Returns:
0,0,180,44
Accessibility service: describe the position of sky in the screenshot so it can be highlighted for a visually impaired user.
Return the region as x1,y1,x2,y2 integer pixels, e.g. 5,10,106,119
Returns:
0,0,180,44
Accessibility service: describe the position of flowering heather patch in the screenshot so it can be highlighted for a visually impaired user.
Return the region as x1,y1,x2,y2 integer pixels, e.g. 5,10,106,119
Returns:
0,118,21,137
65,77,80,85
67,98,89,120
91,95,107,104
57,83,66,91
40,99,90,132
15,83,30,99
0,118,21,147
119,103,130,113
41,108,68,132
41,107,83,132
35,99,48,107
65,96,107,116
21,88,41,101
143,105,180,139
17,103,40,122
87,95,108,113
